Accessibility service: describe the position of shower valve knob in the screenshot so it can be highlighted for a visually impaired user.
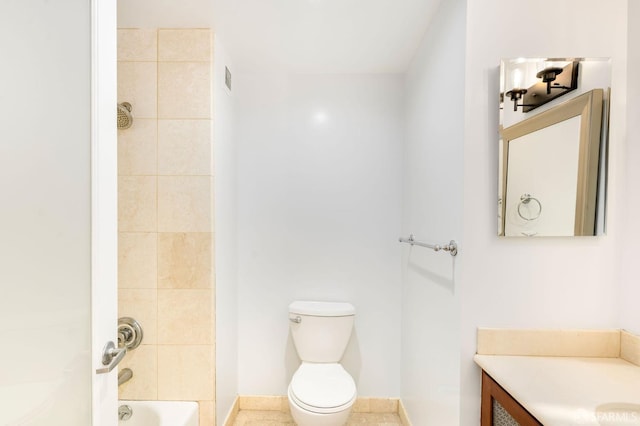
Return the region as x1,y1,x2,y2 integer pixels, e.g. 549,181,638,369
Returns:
118,317,144,350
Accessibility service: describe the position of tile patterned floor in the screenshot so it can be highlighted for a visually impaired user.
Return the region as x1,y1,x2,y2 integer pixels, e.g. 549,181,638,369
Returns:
233,409,403,426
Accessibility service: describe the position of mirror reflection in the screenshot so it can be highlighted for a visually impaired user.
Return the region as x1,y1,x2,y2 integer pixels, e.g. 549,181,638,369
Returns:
498,58,610,237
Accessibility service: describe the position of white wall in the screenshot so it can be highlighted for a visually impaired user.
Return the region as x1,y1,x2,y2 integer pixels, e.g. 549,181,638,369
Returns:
619,1,640,335
213,37,239,423
400,0,466,424
460,1,628,424
117,0,214,28
235,73,404,396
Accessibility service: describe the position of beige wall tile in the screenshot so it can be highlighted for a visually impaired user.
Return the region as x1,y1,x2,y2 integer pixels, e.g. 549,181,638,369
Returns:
119,289,158,345
621,330,640,366
158,119,212,175
158,29,211,62
118,232,157,289
118,118,158,176
118,29,157,61
117,26,217,408
118,345,158,400
158,176,212,232
198,400,215,426
158,345,214,400
476,328,621,357
158,233,211,289
158,289,212,344
158,62,211,119
118,176,157,232
118,62,157,119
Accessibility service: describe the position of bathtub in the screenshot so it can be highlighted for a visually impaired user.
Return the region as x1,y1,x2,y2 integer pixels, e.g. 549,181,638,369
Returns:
118,400,199,426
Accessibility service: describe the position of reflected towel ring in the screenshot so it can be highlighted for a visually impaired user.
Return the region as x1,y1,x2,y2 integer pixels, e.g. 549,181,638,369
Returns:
517,193,542,221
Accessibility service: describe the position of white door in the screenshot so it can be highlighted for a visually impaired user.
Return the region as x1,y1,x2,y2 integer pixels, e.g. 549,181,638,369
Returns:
0,0,118,425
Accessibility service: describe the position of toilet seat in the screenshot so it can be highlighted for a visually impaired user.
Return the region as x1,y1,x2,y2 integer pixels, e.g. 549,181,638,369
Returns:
289,363,356,414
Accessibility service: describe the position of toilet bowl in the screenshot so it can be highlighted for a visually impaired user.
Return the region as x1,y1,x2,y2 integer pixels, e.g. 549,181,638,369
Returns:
288,363,356,426
287,301,357,426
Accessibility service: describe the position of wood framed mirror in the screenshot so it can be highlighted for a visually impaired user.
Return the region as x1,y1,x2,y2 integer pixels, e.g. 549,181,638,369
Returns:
499,89,604,236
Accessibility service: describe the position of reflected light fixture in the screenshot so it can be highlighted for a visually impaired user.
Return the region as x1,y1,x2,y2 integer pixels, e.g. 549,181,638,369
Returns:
505,88,527,111
536,67,570,94
505,61,579,113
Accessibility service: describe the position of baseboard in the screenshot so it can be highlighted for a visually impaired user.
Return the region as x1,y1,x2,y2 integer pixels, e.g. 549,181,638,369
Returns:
234,395,411,424
222,396,240,426
398,399,413,426
621,330,640,367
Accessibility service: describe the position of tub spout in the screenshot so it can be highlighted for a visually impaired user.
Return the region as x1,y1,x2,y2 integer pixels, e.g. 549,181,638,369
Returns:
118,368,133,386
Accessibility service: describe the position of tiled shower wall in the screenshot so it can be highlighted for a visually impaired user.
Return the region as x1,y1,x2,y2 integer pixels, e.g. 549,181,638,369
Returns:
116,28,215,425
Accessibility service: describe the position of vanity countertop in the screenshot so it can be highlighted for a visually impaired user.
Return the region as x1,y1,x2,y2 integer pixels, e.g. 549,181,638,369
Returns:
474,354,640,425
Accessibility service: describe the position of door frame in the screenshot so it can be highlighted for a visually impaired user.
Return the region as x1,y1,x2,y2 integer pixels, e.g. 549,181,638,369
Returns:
91,0,118,424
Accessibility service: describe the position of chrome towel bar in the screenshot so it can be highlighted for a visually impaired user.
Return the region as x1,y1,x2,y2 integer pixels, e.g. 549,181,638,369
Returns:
398,234,458,256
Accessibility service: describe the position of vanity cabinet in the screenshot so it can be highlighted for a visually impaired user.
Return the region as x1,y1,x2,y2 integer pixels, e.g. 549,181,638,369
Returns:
481,371,542,426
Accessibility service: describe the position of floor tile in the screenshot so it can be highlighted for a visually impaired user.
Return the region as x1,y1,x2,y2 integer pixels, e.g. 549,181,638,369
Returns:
233,409,403,425
234,410,295,426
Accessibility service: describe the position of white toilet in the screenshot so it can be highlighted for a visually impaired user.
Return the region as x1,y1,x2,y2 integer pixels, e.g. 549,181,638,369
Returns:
287,301,357,426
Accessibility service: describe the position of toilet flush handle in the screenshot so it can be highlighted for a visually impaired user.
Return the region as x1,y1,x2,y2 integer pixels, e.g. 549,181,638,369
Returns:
289,316,302,324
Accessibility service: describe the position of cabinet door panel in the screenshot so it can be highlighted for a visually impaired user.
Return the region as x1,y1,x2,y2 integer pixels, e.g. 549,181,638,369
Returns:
481,371,543,426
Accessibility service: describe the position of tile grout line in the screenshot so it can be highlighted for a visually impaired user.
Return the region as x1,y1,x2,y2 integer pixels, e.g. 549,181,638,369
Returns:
154,27,160,402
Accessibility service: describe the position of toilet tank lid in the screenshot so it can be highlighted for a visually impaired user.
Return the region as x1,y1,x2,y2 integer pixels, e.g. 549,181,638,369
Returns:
289,301,355,316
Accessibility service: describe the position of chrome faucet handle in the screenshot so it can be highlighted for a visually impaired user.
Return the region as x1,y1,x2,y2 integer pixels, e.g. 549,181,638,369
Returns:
118,317,143,350
96,341,127,374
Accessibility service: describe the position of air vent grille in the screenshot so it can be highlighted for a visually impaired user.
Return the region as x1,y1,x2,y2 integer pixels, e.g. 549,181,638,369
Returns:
225,66,232,91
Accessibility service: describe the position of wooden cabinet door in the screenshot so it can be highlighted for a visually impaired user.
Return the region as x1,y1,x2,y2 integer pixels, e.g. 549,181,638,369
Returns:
481,371,543,426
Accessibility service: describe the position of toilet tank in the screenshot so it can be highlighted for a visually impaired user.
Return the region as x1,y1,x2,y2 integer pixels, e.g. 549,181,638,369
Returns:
289,301,355,363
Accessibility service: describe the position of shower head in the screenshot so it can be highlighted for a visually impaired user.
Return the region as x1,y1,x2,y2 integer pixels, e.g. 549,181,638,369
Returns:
117,102,133,129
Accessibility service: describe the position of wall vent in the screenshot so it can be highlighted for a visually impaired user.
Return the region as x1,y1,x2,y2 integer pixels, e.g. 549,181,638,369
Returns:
225,66,232,91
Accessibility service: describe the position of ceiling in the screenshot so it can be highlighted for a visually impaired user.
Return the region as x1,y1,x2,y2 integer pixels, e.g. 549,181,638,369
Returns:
118,0,443,73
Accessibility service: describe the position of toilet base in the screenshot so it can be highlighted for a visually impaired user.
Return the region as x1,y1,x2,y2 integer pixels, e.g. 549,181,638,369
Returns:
287,389,353,426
